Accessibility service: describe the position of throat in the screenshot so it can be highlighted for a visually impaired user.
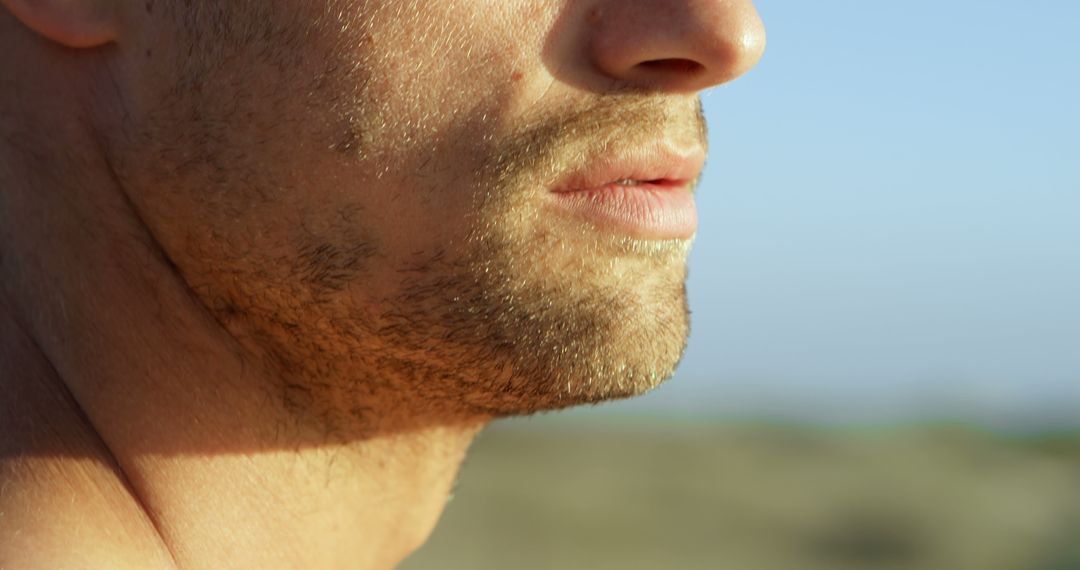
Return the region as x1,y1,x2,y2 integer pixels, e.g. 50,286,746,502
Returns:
0,297,180,568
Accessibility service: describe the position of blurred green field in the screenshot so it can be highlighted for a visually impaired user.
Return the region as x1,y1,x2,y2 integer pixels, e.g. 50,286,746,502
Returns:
401,416,1080,570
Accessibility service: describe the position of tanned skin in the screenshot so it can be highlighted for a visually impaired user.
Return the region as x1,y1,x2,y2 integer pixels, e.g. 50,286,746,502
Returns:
0,1,765,568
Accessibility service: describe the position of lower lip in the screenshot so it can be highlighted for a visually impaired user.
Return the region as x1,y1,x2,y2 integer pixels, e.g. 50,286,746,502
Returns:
548,182,698,240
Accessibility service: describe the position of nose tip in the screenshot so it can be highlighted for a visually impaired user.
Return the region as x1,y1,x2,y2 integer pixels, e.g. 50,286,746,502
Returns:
588,0,767,93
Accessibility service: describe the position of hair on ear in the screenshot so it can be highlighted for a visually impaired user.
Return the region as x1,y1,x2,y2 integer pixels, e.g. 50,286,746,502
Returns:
1,0,118,48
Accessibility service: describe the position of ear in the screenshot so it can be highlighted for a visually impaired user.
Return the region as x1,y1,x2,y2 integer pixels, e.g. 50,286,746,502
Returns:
1,0,118,48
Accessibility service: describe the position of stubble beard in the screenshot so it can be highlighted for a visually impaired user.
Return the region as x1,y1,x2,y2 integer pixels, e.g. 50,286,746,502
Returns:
135,4,702,420
370,98,700,417
384,228,693,417
159,90,697,421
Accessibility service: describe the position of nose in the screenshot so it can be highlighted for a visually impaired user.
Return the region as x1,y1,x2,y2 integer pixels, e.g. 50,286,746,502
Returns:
587,0,766,93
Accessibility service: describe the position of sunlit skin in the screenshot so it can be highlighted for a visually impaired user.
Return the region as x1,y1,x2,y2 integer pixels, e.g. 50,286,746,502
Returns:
0,1,764,568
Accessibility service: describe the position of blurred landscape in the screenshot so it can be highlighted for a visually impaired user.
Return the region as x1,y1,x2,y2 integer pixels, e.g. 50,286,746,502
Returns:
402,416,1080,570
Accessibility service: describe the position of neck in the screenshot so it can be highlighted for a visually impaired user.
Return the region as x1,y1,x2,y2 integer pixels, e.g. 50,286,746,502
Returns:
0,103,487,570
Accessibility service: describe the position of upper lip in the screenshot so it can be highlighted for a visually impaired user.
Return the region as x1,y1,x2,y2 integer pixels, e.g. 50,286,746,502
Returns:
551,142,706,193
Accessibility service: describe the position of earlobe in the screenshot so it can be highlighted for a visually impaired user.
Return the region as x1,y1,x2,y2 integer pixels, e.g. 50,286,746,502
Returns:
1,0,118,48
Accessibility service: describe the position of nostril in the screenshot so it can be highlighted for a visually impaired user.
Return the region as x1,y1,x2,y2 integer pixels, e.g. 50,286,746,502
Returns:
638,59,705,75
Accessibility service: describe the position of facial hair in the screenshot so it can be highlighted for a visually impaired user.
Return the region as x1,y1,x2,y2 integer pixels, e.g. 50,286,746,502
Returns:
133,1,708,422
359,96,706,416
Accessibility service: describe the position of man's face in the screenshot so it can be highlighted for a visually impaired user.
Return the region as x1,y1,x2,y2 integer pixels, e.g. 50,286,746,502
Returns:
108,1,763,419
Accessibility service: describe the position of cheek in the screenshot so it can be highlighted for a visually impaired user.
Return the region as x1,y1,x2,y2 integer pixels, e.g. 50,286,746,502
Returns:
148,0,559,279
299,6,551,258
345,0,557,133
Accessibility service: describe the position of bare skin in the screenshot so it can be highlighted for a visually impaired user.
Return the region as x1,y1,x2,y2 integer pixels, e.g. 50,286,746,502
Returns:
0,1,765,568
0,58,482,566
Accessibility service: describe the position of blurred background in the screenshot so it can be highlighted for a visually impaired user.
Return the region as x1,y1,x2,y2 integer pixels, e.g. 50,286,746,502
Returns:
403,1,1080,568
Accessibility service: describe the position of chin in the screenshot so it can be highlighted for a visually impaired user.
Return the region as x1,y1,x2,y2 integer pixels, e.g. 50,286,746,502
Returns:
457,295,691,417
380,203,693,418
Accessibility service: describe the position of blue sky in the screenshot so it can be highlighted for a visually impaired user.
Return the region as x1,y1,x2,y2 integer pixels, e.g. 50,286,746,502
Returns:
613,1,1080,425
